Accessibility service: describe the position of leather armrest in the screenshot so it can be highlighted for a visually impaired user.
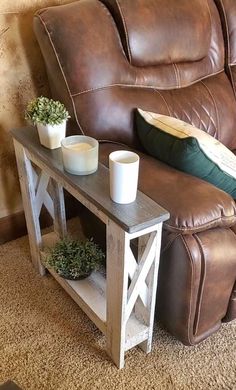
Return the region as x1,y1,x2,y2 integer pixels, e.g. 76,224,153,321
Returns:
99,142,236,234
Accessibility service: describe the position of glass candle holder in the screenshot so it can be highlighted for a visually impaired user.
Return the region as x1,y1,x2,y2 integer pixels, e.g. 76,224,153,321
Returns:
61,135,98,175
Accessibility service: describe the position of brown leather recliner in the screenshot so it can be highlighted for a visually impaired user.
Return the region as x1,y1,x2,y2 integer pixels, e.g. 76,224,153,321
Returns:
33,0,236,345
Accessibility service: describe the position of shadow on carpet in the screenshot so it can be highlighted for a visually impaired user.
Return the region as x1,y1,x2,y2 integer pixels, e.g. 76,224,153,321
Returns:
0,381,23,390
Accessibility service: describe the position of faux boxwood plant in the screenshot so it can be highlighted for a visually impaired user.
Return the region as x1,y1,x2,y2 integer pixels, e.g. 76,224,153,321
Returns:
45,237,105,280
25,96,70,126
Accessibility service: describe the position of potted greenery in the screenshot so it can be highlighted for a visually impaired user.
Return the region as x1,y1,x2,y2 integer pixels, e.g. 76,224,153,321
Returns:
44,237,105,280
25,96,70,149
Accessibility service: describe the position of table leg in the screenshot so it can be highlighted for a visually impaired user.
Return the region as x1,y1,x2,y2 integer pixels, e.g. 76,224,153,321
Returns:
49,179,67,239
106,219,128,369
13,140,45,275
106,221,163,368
136,223,163,353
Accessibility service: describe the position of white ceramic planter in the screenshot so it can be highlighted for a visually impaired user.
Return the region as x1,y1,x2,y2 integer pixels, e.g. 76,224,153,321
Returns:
37,120,66,149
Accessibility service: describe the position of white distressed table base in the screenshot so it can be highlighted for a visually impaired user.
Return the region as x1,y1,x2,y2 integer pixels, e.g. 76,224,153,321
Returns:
106,221,162,368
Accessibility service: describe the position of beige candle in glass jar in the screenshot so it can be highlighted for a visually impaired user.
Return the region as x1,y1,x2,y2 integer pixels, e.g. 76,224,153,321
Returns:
61,135,98,175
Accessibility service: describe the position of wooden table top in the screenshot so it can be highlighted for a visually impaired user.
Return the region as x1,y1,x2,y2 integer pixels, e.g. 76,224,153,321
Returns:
11,127,169,233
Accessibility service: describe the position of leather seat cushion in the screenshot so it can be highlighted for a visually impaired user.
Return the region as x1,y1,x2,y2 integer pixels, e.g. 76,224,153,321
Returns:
99,142,236,234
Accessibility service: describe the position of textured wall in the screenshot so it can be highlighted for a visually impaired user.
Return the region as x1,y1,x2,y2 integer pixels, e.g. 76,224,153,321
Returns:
0,0,76,219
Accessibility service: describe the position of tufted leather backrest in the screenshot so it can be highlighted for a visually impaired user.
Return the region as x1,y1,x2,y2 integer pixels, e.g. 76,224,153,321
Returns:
103,0,218,69
34,0,236,149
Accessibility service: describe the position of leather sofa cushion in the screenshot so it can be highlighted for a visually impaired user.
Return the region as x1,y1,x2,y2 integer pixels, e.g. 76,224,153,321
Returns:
102,0,212,67
102,0,223,74
135,109,236,198
99,142,236,234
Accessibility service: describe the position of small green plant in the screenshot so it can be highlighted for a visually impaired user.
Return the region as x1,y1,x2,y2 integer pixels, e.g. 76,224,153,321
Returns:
45,237,105,280
25,96,70,126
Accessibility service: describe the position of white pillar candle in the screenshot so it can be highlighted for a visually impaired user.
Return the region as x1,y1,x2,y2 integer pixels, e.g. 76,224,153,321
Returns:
65,143,92,152
109,150,140,204
61,135,98,175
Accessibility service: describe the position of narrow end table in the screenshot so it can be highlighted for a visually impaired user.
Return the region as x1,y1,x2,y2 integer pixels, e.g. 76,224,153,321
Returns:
11,127,169,369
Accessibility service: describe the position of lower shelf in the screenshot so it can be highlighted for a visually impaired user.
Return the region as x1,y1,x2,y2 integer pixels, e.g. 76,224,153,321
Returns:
41,231,149,349
48,267,107,334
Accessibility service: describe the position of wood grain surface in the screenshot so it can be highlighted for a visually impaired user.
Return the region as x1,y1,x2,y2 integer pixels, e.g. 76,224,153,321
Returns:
11,127,169,233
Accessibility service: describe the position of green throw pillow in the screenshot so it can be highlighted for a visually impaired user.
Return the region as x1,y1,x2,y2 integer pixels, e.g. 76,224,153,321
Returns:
135,109,236,198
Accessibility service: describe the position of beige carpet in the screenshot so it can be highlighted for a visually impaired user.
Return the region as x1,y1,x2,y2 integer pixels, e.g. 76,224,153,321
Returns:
0,229,236,390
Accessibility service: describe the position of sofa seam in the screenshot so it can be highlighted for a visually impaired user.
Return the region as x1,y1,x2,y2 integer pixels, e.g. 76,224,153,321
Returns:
165,214,236,233
206,0,214,74
200,79,220,139
70,69,224,96
35,14,84,135
228,66,236,96
158,233,193,344
98,139,127,146
154,90,172,116
161,232,181,253
173,63,180,87
98,1,128,59
180,235,195,345
219,0,231,66
172,63,179,87
218,0,236,98
192,234,206,336
115,0,132,63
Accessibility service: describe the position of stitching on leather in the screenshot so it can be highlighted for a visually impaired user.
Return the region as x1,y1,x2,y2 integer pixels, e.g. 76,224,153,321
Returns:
188,103,213,135
206,0,213,39
206,0,214,73
180,235,194,345
172,63,179,87
98,1,127,59
228,66,236,99
70,69,224,96
157,232,194,344
219,0,236,97
192,234,206,336
176,64,181,87
98,139,127,146
161,232,181,253
36,15,71,96
171,93,217,137
115,0,132,63
200,80,220,139
219,0,231,65
70,100,84,134
165,214,236,233
174,63,181,87
171,85,217,136
72,83,181,96
153,90,172,116
36,14,84,135
190,102,216,136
